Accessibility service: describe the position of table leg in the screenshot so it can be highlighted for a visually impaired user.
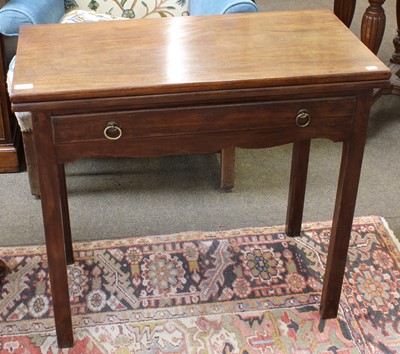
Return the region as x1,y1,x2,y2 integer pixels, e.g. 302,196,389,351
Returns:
0,259,10,283
334,0,356,28
391,0,400,65
220,147,235,190
33,112,74,348
388,0,400,95
58,164,74,265
361,0,386,54
285,140,311,237
319,94,370,319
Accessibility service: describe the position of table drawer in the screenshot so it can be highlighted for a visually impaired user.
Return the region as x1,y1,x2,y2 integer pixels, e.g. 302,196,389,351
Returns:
52,97,355,144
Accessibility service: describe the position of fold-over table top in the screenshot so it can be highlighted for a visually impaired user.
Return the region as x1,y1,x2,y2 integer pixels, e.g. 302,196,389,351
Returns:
11,9,391,105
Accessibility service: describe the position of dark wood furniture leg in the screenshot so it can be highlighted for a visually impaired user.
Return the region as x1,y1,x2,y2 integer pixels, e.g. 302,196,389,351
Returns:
220,147,235,190
33,111,73,348
389,0,400,95
320,94,371,319
59,164,74,265
334,0,387,56
285,139,311,237
334,0,356,27
391,0,400,65
361,0,386,54
359,0,400,99
336,0,396,101
0,259,10,283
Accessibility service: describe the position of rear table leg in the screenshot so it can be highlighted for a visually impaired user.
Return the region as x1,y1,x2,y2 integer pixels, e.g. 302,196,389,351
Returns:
220,147,235,190
286,140,311,237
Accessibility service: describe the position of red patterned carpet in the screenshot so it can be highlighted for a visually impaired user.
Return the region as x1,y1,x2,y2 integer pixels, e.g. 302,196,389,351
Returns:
0,215,399,353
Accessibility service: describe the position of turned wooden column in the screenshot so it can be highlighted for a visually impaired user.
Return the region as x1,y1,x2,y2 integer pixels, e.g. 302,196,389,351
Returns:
390,0,400,64
334,0,356,28
388,0,400,95
361,0,386,54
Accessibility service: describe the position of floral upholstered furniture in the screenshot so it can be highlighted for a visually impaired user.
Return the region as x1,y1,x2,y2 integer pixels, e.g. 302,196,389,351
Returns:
0,0,259,197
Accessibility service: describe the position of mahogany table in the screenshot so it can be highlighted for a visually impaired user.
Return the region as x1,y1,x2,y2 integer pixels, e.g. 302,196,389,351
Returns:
10,10,391,348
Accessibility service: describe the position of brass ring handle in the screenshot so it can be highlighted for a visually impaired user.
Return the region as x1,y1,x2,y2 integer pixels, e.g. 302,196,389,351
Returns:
104,122,122,140
295,109,311,128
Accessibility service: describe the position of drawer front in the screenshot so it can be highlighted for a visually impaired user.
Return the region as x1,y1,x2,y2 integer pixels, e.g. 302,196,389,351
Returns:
52,97,355,144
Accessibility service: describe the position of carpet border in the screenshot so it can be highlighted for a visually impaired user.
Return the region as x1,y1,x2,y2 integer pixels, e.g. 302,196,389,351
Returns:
0,215,398,257
379,215,400,250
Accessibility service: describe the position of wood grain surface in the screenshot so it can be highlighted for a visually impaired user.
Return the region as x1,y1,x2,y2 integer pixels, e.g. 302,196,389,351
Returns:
11,10,390,104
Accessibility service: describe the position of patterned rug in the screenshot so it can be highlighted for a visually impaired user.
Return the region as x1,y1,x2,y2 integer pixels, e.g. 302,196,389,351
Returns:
0,215,399,353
